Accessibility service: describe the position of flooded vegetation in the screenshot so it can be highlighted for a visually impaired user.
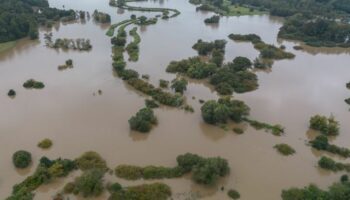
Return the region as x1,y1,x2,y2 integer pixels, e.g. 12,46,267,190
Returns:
1,0,350,199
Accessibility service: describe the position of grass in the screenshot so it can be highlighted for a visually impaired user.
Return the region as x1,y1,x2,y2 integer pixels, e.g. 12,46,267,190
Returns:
228,5,266,16
0,41,16,53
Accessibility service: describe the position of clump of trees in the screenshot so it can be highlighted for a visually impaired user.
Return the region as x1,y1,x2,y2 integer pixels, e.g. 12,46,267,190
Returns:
65,169,105,197
171,78,188,94
75,151,108,171
279,14,350,48
114,153,230,185
23,79,45,89
192,39,226,56
37,138,53,149
281,176,350,200
8,89,16,97
126,27,141,61
318,156,350,172
93,10,111,23
309,115,340,136
128,107,157,132
47,38,92,51
166,57,217,79
108,183,172,200
310,135,350,158
274,144,296,156
7,156,76,199
136,16,158,25
229,33,295,60
12,150,32,168
159,79,169,88
201,97,250,124
204,15,220,23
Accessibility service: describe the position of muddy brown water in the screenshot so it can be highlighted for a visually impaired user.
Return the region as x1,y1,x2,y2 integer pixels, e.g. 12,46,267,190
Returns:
1,0,350,199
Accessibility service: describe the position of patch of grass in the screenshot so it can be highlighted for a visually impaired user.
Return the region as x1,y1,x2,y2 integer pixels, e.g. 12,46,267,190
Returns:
274,144,296,156
0,41,16,53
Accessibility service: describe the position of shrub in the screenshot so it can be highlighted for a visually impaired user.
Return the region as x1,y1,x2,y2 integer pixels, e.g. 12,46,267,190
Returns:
93,10,111,23
75,151,107,171
8,89,16,97
192,157,230,185
229,57,252,71
65,59,73,66
128,107,157,132
145,99,159,108
107,182,122,193
347,82,350,90
23,79,45,89
345,98,350,105
310,135,350,158
176,153,204,172
37,138,53,149
341,175,349,183
204,15,220,23
309,115,339,136
73,169,105,197
115,165,143,180
13,150,32,168
274,144,296,156
159,79,169,88
171,78,188,94
228,189,240,199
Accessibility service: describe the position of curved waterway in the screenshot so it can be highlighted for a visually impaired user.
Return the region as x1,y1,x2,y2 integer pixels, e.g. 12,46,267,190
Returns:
1,0,350,199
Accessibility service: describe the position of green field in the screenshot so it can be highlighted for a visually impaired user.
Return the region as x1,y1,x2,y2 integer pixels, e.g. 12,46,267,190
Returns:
0,41,16,53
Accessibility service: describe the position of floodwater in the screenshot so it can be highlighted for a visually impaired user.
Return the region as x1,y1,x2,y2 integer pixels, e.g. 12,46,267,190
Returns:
1,0,350,199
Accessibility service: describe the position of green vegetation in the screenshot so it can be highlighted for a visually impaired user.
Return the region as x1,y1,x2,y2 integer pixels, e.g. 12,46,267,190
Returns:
245,119,284,136
318,156,350,172
7,156,76,200
75,151,108,171
66,169,105,197
136,16,158,26
23,79,45,89
107,182,122,193
0,0,77,43
106,19,135,37
229,34,295,60
233,127,244,134
115,153,229,185
46,38,92,51
37,139,53,149
274,144,296,156
281,178,350,200
0,41,16,53
145,99,159,108
201,97,250,124
228,189,240,199
129,107,157,132
166,57,217,79
192,39,226,56
345,98,350,105
346,82,350,90
8,89,16,97
93,10,111,23
204,15,220,23
159,79,169,88
108,183,172,200
126,27,141,61
58,59,73,70
310,135,350,158
309,115,340,136
279,14,350,48
171,78,188,94
12,150,32,169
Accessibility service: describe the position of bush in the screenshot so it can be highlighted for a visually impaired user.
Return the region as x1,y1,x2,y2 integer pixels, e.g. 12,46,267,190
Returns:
8,89,16,97
310,135,350,158
347,82,350,90
65,59,73,66
23,79,45,89
228,189,240,199
145,99,159,108
204,15,220,23
192,39,226,55
345,98,350,105
108,183,171,200
274,144,296,156
115,165,143,180
73,169,105,197
13,150,32,168
37,138,53,149
318,156,350,172
159,79,169,88
192,157,230,185
75,151,107,171
128,107,157,132
309,115,339,136
107,182,122,193
93,10,111,23
171,78,188,94
229,57,252,71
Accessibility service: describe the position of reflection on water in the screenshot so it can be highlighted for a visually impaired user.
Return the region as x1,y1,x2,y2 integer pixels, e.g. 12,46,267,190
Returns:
0,0,350,199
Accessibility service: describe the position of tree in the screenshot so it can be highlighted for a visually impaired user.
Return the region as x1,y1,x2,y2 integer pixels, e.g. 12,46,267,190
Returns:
12,150,32,168
128,107,157,132
171,78,188,94
74,169,105,197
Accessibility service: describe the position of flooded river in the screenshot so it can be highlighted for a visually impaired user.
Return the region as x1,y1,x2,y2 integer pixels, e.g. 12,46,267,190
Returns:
0,0,350,199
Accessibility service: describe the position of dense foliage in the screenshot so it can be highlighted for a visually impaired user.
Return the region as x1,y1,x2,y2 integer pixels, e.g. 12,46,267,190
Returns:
0,0,76,43
8,89,16,97
318,156,350,172
309,115,340,136
192,39,226,56
171,78,188,94
12,150,32,168
126,27,141,61
204,15,220,23
93,10,111,23
75,151,108,171
67,169,105,197
274,144,296,156
129,107,157,132
310,135,350,158
201,97,250,124
23,79,45,89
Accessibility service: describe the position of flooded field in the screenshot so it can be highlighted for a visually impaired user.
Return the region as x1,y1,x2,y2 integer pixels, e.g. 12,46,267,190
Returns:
1,0,350,199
